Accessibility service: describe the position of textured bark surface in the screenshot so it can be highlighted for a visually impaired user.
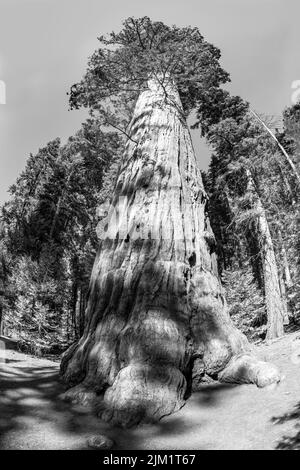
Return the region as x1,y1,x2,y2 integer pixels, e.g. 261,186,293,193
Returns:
245,170,285,340
61,79,281,426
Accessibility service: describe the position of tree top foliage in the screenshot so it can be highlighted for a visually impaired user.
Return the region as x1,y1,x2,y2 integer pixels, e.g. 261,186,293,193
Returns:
69,16,233,128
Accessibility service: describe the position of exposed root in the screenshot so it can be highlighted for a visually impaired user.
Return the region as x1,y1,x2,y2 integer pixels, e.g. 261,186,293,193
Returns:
218,354,281,388
97,362,186,427
60,384,98,406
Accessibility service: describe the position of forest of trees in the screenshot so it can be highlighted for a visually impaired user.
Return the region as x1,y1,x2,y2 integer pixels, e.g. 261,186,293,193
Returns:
0,17,299,425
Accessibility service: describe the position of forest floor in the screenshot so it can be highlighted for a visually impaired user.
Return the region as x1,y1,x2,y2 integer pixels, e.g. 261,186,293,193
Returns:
1,331,300,450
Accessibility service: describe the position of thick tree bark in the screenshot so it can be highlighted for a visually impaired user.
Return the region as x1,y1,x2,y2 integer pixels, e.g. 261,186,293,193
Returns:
61,78,280,427
245,170,285,339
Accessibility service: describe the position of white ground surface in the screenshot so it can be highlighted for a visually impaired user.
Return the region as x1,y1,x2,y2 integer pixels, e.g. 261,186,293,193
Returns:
1,332,300,450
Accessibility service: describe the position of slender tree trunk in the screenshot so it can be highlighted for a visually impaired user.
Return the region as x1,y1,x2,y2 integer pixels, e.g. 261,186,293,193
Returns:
245,170,284,339
279,272,289,325
277,163,296,205
278,230,293,322
73,285,79,338
282,248,293,288
277,230,293,289
0,306,3,336
79,288,86,337
250,109,300,187
0,257,7,337
75,285,86,339
61,78,280,426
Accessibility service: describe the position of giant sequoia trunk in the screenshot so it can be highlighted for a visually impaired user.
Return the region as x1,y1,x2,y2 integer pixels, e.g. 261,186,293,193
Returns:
61,78,280,426
245,170,285,339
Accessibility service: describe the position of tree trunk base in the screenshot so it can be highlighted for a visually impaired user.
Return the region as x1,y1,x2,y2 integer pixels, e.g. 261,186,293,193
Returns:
98,363,186,427
61,352,281,427
60,384,98,407
61,362,186,428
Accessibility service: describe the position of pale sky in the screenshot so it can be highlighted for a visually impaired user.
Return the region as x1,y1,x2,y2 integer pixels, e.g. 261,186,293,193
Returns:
0,0,299,203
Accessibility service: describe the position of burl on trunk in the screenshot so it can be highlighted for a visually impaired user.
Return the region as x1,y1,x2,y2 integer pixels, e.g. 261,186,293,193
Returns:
61,78,280,427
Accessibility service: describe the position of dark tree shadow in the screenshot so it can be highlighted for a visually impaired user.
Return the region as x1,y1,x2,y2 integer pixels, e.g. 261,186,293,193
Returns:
0,362,107,449
0,358,236,450
272,402,300,450
192,382,237,407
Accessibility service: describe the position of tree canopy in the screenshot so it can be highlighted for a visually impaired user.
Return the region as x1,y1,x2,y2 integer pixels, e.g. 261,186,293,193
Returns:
69,16,232,133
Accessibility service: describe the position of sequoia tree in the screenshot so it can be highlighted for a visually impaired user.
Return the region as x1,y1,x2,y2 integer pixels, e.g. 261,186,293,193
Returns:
244,169,286,338
204,108,288,339
61,17,280,426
